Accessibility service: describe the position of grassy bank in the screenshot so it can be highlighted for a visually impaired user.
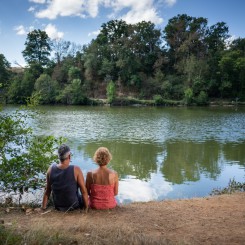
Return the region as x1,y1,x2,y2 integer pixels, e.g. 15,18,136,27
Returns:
1,192,245,245
88,97,245,107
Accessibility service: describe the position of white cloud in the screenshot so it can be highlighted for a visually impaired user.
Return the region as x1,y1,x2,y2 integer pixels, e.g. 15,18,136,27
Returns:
87,0,100,18
117,174,172,203
88,29,101,37
14,25,27,35
13,23,63,41
28,6,35,12
33,0,166,25
35,0,86,19
14,25,37,36
164,0,176,7
44,23,64,39
120,6,163,24
225,35,236,49
105,0,163,24
29,0,46,3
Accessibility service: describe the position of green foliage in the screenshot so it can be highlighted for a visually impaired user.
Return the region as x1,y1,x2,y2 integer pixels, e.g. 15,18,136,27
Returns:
184,88,194,105
22,29,51,66
57,79,87,105
153,95,164,105
4,17,245,105
129,75,141,88
34,74,58,104
106,80,116,104
0,108,62,200
68,66,81,81
195,91,209,105
7,74,24,104
0,53,10,90
211,178,245,195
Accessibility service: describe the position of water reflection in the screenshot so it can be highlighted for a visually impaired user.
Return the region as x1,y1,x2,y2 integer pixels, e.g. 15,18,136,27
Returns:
161,140,222,184
3,106,245,203
84,141,163,180
79,139,245,202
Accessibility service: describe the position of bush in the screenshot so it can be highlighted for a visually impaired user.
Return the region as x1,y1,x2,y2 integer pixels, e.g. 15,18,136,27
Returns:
0,108,62,203
153,94,163,105
106,80,116,104
196,91,209,105
184,88,193,105
211,178,245,196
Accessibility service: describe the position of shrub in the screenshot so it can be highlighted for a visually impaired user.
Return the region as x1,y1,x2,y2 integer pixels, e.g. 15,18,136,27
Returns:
184,88,193,105
211,178,245,196
153,94,163,105
106,80,116,104
0,108,62,203
196,91,209,105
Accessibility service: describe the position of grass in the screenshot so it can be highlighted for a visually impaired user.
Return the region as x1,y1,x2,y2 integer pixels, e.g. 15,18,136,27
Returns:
0,217,167,245
89,96,183,106
0,225,73,245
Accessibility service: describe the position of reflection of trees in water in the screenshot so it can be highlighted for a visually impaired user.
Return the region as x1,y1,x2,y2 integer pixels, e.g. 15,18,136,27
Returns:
82,140,245,184
83,141,164,180
222,142,245,166
161,140,221,184
161,140,245,184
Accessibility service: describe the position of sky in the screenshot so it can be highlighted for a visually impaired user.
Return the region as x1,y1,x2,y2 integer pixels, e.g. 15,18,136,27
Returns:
0,0,245,67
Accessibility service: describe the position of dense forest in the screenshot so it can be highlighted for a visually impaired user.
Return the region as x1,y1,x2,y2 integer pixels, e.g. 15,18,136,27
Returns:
1,14,245,105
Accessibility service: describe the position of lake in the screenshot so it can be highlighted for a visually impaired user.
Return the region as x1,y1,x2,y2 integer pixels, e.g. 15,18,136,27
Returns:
4,105,245,204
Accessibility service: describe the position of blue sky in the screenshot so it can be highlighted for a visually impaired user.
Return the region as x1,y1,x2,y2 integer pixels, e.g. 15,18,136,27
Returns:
0,0,245,66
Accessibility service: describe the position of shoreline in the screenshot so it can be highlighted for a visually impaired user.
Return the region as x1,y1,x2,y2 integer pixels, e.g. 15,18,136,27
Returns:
2,98,245,107
1,192,245,244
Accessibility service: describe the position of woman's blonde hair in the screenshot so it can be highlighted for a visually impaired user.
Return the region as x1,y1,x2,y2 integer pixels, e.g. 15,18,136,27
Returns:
93,147,112,166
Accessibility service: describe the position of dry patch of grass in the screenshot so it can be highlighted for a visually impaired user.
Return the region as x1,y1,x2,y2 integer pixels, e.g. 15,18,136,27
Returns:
1,193,245,245
0,207,169,245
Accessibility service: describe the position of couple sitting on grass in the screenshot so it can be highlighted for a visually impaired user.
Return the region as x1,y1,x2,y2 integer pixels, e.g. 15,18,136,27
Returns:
42,144,119,212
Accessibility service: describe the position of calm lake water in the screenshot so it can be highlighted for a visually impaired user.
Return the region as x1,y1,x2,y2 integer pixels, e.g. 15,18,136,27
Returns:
4,105,245,204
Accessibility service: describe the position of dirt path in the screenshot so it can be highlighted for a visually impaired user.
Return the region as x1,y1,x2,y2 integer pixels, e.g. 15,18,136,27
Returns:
1,193,245,244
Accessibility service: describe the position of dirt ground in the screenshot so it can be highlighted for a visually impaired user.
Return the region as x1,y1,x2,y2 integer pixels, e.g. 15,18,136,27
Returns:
1,192,245,245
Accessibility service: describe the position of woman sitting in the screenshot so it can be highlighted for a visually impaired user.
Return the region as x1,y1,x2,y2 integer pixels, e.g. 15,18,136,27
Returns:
86,147,118,209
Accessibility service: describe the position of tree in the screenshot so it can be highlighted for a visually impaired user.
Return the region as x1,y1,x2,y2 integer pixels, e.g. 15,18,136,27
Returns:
0,108,62,202
163,14,208,69
205,22,230,97
51,39,71,65
219,47,245,98
57,79,87,105
34,74,58,104
7,74,23,104
0,54,10,90
68,66,81,81
106,80,116,104
22,29,51,66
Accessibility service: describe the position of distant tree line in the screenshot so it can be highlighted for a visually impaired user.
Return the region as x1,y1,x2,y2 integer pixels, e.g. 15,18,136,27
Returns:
1,14,245,105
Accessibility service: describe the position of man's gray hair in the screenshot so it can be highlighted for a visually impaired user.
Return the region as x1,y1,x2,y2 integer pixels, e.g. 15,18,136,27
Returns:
58,144,71,162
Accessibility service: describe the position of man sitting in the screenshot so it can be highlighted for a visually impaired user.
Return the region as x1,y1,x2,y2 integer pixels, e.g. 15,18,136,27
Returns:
42,144,88,211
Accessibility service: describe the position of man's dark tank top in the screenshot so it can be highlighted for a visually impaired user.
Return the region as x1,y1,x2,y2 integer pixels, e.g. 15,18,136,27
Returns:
50,164,80,211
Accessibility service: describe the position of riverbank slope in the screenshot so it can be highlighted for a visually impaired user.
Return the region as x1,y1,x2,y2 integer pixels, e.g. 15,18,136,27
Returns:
1,193,245,244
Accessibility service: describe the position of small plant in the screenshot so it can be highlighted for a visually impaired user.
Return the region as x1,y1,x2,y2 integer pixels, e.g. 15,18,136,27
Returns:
106,80,116,104
184,88,193,105
211,178,245,196
153,94,163,105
